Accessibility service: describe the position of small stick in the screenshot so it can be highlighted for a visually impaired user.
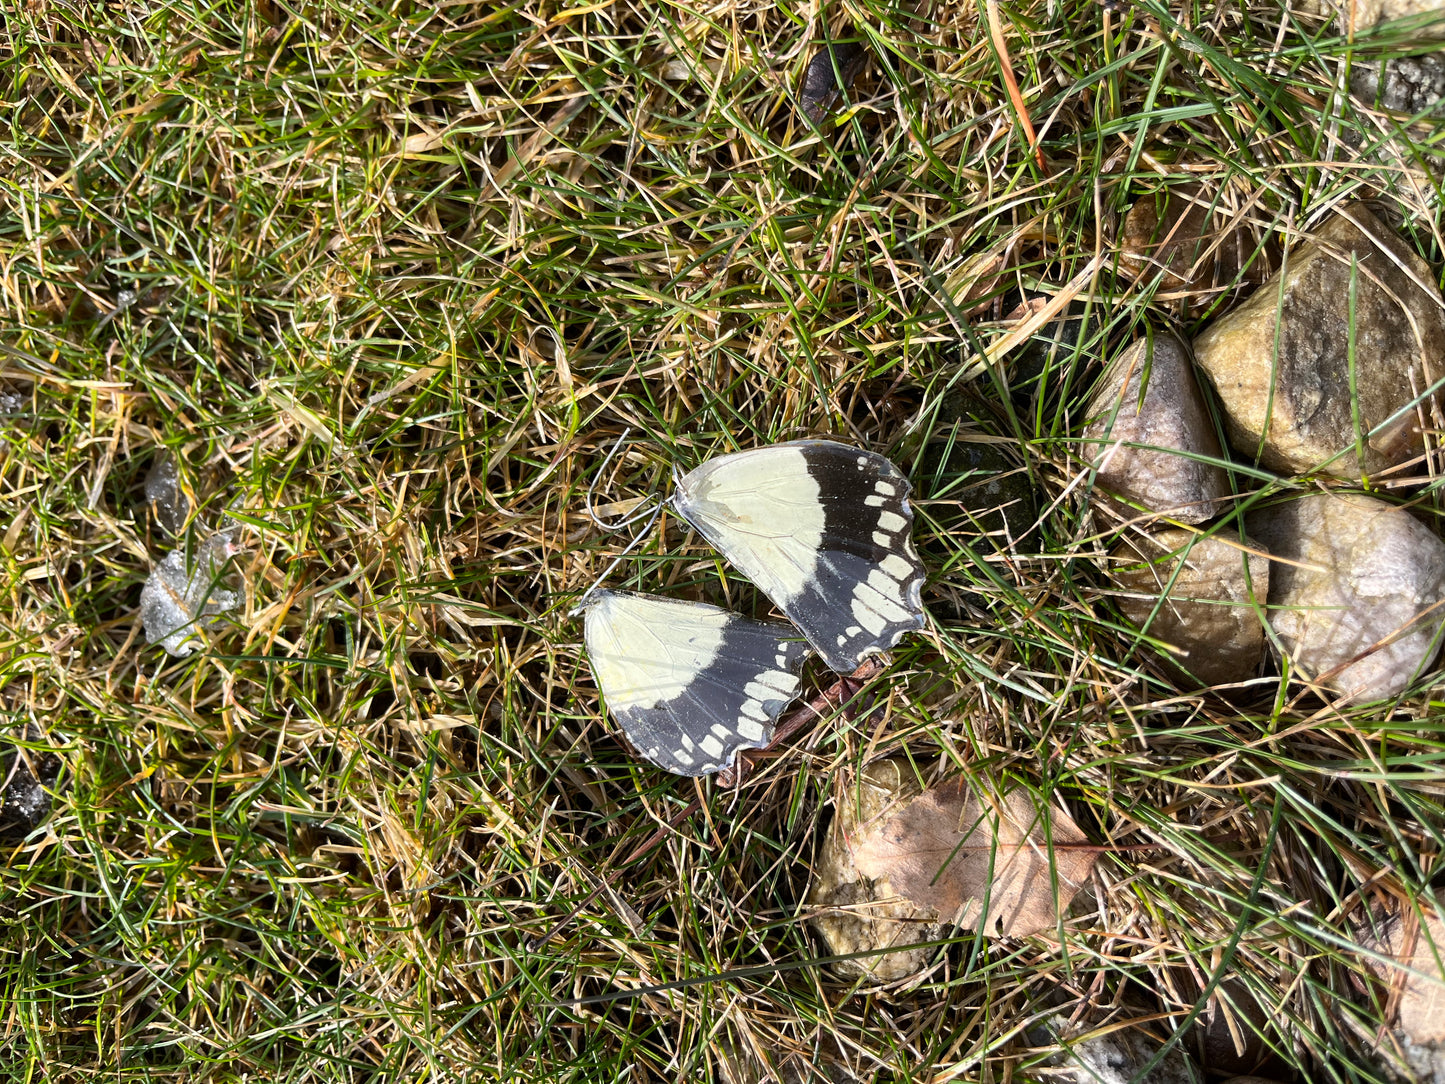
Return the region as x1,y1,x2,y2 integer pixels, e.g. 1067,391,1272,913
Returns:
718,656,888,788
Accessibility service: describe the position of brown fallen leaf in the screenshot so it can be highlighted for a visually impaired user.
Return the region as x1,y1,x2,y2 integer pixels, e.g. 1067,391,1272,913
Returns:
851,774,1095,937
1119,182,1279,299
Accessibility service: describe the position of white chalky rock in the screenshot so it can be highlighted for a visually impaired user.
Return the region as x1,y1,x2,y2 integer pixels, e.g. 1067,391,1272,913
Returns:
1036,1012,1203,1084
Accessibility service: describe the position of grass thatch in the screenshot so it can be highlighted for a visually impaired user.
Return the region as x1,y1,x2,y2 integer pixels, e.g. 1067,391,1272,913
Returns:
3,0,1445,1079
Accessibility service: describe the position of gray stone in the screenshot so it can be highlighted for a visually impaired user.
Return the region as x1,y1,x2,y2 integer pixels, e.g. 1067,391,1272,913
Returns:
146,450,191,536
1247,492,1445,703
918,434,1034,543
1193,204,1445,479
799,38,868,124
808,758,945,982
1083,334,1230,524
1349,53,1445,116
1037,1012,1204,1084
1111,529,1270,688
140,532,243,657
0,748,60,839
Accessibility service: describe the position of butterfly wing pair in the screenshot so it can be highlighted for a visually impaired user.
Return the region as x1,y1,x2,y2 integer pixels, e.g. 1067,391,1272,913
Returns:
581,440,926,776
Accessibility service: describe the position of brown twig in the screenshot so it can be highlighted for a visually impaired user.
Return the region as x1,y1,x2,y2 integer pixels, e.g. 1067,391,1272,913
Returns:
718,656,889,788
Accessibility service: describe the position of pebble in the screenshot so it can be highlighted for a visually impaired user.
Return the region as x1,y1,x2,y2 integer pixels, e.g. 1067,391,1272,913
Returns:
1246,492,1445,703
1111,529,1270,688
1033,1012,1202,1084
1193,204,1445,479
1119,183,1278,300
1083,334,1230,524
1361,910,1445,1082
1349,53,1445,116
1,750,59,839
1301,0,1445,37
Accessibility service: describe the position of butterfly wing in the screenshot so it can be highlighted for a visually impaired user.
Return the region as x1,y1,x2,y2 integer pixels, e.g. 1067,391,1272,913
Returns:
582,590,810,776
672,440,926,671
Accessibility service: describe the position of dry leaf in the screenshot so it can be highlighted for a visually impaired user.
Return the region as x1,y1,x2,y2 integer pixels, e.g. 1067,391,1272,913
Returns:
808,758,945,980
851,774,1095,937
799,38,868,124
140,532,242,657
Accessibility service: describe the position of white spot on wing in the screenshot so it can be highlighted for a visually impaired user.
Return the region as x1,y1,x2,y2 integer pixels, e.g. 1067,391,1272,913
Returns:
855,579,911,624
851,596,887,636
880,553,916,580
867,568,903,602
873,531,891,548
874,481,896,496
864,495,886,507
700,734,725,758
741,700,768,721
745,670,797,702
877,510,907,533
737,717,765,742
674,749,694,766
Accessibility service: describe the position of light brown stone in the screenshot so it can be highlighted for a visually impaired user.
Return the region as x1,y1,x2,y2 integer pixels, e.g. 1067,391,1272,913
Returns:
1112,529,1270,688
1300,0,1445,37
1193,204,1445,478
1362,910,1445,1081
1246,492,1445,703
1083,334,1230,524
1120,183,1278,298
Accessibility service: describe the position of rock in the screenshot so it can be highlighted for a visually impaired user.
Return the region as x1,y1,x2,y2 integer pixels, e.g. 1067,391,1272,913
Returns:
1111,529,1270,688
1361,909,1445,1081
1247,492,1445,703
1082,334,1230,524
1120,183,1278,300
1034,1011,1203,1084
0,747,60,839
140,531,244,657
146,450,191,536
1193,204,1445,478
1301,0,1445,37
799,37,868,124
1004,296,1103,407
1349,53,1445,115
808,759,946,981
1188,976,1279,1077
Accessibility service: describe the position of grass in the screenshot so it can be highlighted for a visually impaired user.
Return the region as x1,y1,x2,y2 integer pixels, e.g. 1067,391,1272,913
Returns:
2,0,1445,1079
